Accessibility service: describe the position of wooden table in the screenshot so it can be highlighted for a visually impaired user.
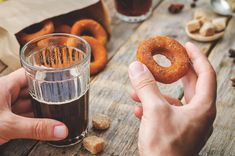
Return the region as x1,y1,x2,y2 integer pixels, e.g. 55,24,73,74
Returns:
0,0,234,155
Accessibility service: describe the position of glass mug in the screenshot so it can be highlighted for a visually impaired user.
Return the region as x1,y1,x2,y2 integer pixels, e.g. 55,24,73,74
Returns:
114,0,153,22
20,34,91,147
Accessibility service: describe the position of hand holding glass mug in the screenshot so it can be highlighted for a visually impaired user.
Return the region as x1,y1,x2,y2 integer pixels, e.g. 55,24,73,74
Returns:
0,34,90,146
0,68,68,145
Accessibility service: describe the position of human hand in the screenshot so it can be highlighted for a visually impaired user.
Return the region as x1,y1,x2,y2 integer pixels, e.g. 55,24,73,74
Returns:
128,42,217,156
0,68,68,144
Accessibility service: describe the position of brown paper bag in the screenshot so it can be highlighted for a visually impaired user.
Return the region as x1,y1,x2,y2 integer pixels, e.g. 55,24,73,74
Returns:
0,0,111,72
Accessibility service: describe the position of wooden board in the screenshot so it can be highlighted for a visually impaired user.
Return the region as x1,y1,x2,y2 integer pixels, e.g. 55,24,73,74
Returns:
199,17,235,156
0,0,234,155
0,140,37,156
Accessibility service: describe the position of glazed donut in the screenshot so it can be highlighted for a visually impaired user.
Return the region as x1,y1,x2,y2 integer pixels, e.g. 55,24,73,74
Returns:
82,36,107,75
55,24,71,33
137,36,190,84
19,20,54,44
71,19,108,45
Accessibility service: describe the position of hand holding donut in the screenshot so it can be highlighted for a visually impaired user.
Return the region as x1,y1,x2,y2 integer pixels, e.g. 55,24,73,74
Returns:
129,42,216,156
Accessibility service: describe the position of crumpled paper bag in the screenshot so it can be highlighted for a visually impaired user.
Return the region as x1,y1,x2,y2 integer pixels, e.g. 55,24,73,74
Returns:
0,0,110,72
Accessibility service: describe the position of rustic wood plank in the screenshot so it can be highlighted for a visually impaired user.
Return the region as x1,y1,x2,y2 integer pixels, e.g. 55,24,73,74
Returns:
2,0,233,155
199,17,235,156
26,0,219,155
0,140,37,156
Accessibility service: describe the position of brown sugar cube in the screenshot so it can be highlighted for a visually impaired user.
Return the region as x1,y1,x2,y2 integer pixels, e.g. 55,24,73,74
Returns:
194,10,208,25
197,16,208,26
83,136,105,154
187,20,201,33
92,113,111,130
199,22,215,36
212,18,226,32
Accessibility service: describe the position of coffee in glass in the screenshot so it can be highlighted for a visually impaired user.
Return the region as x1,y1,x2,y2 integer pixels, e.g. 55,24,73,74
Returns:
114,0,152,22
20,33,90,147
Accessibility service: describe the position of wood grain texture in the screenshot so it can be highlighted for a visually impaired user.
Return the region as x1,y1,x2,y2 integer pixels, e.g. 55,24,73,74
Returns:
0,140,37,156
199,17,235,156
0,0,234,156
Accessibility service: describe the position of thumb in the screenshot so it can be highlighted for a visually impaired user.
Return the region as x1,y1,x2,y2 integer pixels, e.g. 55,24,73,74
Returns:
128,61,169,115
8,112,68,141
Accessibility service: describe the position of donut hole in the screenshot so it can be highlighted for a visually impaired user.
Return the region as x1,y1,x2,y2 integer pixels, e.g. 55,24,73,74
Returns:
24,23,43,34
91,53,95,62
153,54,172,67
81,30,94,37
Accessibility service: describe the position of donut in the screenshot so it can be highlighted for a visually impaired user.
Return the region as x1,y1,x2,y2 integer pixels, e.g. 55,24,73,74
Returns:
55,24,71,33
82,36,107,75
136,36,190,84
37,36,67,48
71,19,108,45
19,20,54,44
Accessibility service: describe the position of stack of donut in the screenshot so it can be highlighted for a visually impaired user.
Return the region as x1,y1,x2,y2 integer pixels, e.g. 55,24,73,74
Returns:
17,19,108,76
71,19,108,75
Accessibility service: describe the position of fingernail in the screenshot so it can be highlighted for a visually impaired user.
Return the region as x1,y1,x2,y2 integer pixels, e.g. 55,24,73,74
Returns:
129,61,146,78
54,125,67,139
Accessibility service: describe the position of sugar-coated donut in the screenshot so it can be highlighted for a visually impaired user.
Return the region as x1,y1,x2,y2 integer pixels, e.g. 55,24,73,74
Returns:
19,20,54,45
82,36,107,75
71,19,108,45
137,36,190,84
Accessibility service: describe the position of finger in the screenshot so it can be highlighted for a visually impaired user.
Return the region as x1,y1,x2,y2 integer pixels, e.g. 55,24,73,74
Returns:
6,112,68,141
205,126,213,142
4,68,27,102
195,126,214,155
164,95,182,106
181,65,197,104
12,99,32,114
131,89,141,102
184,42,217,108
128,61,169,116
131,89,182,106
134,106,143,119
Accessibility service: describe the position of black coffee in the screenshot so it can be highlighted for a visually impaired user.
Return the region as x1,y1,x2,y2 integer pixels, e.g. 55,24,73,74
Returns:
114,0,152,16
31,91,89,146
